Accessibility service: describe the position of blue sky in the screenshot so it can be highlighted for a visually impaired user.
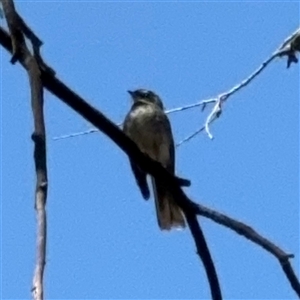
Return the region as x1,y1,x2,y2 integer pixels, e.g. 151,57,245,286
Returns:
1,2,299,299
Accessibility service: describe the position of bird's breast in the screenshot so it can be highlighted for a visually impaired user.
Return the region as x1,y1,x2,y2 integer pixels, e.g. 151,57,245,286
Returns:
125,104,172,163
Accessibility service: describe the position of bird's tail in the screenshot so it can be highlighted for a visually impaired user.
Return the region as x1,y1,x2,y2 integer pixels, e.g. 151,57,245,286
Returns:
151,176,185,230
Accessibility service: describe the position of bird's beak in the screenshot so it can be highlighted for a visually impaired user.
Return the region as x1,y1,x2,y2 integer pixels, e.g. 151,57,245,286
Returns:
127,90,134,97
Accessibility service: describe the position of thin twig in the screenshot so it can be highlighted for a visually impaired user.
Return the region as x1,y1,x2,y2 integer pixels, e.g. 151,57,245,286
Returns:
176,27,299,144
176,125,205,147
53,122,123,141
53,128,99,140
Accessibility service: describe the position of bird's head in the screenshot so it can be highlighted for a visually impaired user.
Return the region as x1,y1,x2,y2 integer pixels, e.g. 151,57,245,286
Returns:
127,89,164,110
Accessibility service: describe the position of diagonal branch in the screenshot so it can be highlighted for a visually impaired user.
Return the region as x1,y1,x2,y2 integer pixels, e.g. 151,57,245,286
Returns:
0,25,221,300
174,27,300,143
187,200,300,296
1,0,25,63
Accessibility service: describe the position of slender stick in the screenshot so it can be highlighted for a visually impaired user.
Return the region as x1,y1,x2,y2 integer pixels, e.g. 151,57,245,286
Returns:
0,2,48,300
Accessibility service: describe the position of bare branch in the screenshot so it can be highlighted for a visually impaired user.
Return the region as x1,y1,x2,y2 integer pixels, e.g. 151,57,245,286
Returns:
0,26,221,300
185,212,222,300
187,200,300,296
1,0,24,63
175,26,300,144
0,2,48,300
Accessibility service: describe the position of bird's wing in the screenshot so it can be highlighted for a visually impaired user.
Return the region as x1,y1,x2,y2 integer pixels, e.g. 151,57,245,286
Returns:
123,110,150,200
156,113,175,173
129,159,150,200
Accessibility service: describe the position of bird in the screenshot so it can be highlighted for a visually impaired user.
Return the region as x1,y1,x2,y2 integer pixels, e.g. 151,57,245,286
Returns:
123,89,185,230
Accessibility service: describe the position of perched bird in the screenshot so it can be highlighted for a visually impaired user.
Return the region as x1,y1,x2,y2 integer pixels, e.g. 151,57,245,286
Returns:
123,89,185,230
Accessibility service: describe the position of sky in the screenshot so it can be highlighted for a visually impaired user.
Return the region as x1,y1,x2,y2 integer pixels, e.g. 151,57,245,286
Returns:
1,1,299,300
